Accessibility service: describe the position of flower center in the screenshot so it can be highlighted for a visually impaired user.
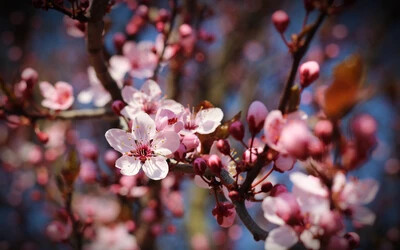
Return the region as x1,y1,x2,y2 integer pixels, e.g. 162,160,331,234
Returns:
142,101,157,115
131,144,154,163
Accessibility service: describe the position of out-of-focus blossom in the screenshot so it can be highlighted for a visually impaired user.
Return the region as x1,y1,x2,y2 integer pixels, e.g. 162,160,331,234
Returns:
64,16,85,37
105,112,180,180
73,194,121,223
121,80,183,118
212,202,236,228
86,224,139,250
272,10,290,33
46,220,72,242
332,172,379,225
39,81,74,110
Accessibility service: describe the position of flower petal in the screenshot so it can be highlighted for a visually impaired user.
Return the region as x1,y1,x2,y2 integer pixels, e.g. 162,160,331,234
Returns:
195,108,224,134
142,156,169,180
265,225,298,250
131,112,156,143
140,80,162,100
160,99,184,115
116,155,141,176
352,205,376,225
121,86,139,106
153,131,180,156
262,196,285,226
105,129,134,154
39,81,57,100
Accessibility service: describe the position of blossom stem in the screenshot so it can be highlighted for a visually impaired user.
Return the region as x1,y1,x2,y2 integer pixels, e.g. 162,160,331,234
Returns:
250,166,274,189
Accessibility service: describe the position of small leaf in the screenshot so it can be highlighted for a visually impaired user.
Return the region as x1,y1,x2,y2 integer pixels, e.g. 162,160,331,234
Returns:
324,54,364,120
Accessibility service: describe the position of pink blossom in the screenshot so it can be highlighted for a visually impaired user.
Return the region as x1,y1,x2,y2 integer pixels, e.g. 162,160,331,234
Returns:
87,224,139,250
155,108,184,133
39,81,74,110
105,112,180,180
79,161,97,184
279,120,314,159
332,172,379,225
121,80,183,118
73,194,121,223
78,66,127,107
46,220,72,242
181,133,200,151
212,202,236,228
180,107,223,135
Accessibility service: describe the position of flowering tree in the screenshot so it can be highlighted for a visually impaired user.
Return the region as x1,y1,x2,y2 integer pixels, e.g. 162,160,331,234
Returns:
1,0,391,249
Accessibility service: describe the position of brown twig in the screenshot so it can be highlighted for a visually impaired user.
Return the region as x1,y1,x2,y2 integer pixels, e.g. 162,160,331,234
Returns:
86,0,122,100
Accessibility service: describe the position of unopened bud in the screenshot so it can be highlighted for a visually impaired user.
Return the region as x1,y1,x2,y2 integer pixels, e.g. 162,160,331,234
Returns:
272,10,290,33
208,154,222,175
216,139,230,155
112,100,126,116
247,101,268,135
228,190,240,201
270,184,287,197
179,24,193,37
229,120,245,141
36,131,49,144
261,182,273,193
314,119,333,144
193,157,207,176
299,61,320,88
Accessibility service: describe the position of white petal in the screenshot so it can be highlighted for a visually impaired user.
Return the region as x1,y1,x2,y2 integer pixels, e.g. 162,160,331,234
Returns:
93,91,112,107
160,99,184,114
300,230,320,250
39,81,56,99
121,86,139,106
142,156,169,180
105,129,134,154
352,206,376,225
121,106,141,120
290,172,328,197
265,225,298,250
116,156,141,176
262,197,285,226
153,131,180,156
87,67,101,86
131,112,156,143
195,108,224,134
141,80,162,100
77,88,94,104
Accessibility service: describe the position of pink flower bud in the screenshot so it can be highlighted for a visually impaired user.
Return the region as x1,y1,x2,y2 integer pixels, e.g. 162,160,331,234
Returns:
270,184,287,197
21,67,38,88
208,154,222,175
229,120,245,141
212,202,236,228
104,149,119,168
243,147,261,165
261,182,273,193
351,114,377,140
216,139,230,155
179,24,193,37
136,5,149,18
111,100,126,116
194,157,208,176
158,9,170,22
314,119,334,144
36,131,49,144
156,21,165,32
247,101,268,135
113,32,126,52
308,139,325,159
344,232,360,248
181,133,200,151
299,61,320,88
46,220,72,242
174,143,187,161
79,161,97,183
272,10,290,33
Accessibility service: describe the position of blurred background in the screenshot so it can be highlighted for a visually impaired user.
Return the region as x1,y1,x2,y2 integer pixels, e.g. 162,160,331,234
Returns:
0,0,400,249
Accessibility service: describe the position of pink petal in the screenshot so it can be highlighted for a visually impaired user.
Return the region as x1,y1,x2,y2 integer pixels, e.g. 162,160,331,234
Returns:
121,86,139,106
275,155,295,172
352,205,375,225
290,172,328,197
39,81,56,100
140,80,162,100
160,99,184,114
153,131,180,155
105,129,134,154
116,155,141,176
265,225,298,250
262,197,285,225
142,156,169,180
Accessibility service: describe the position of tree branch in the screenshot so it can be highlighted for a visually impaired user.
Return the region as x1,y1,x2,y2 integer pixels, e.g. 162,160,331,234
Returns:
86,0,122,100
170,163,269,241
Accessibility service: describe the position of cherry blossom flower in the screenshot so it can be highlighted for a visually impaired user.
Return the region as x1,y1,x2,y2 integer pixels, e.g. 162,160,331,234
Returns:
179,107,224,135
39,81,74,110
121,80,183,118
105,112,180,180
87,224,139,250
262,172,331,250
332,172,379,225
78,66,128,107
73,194,121,223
